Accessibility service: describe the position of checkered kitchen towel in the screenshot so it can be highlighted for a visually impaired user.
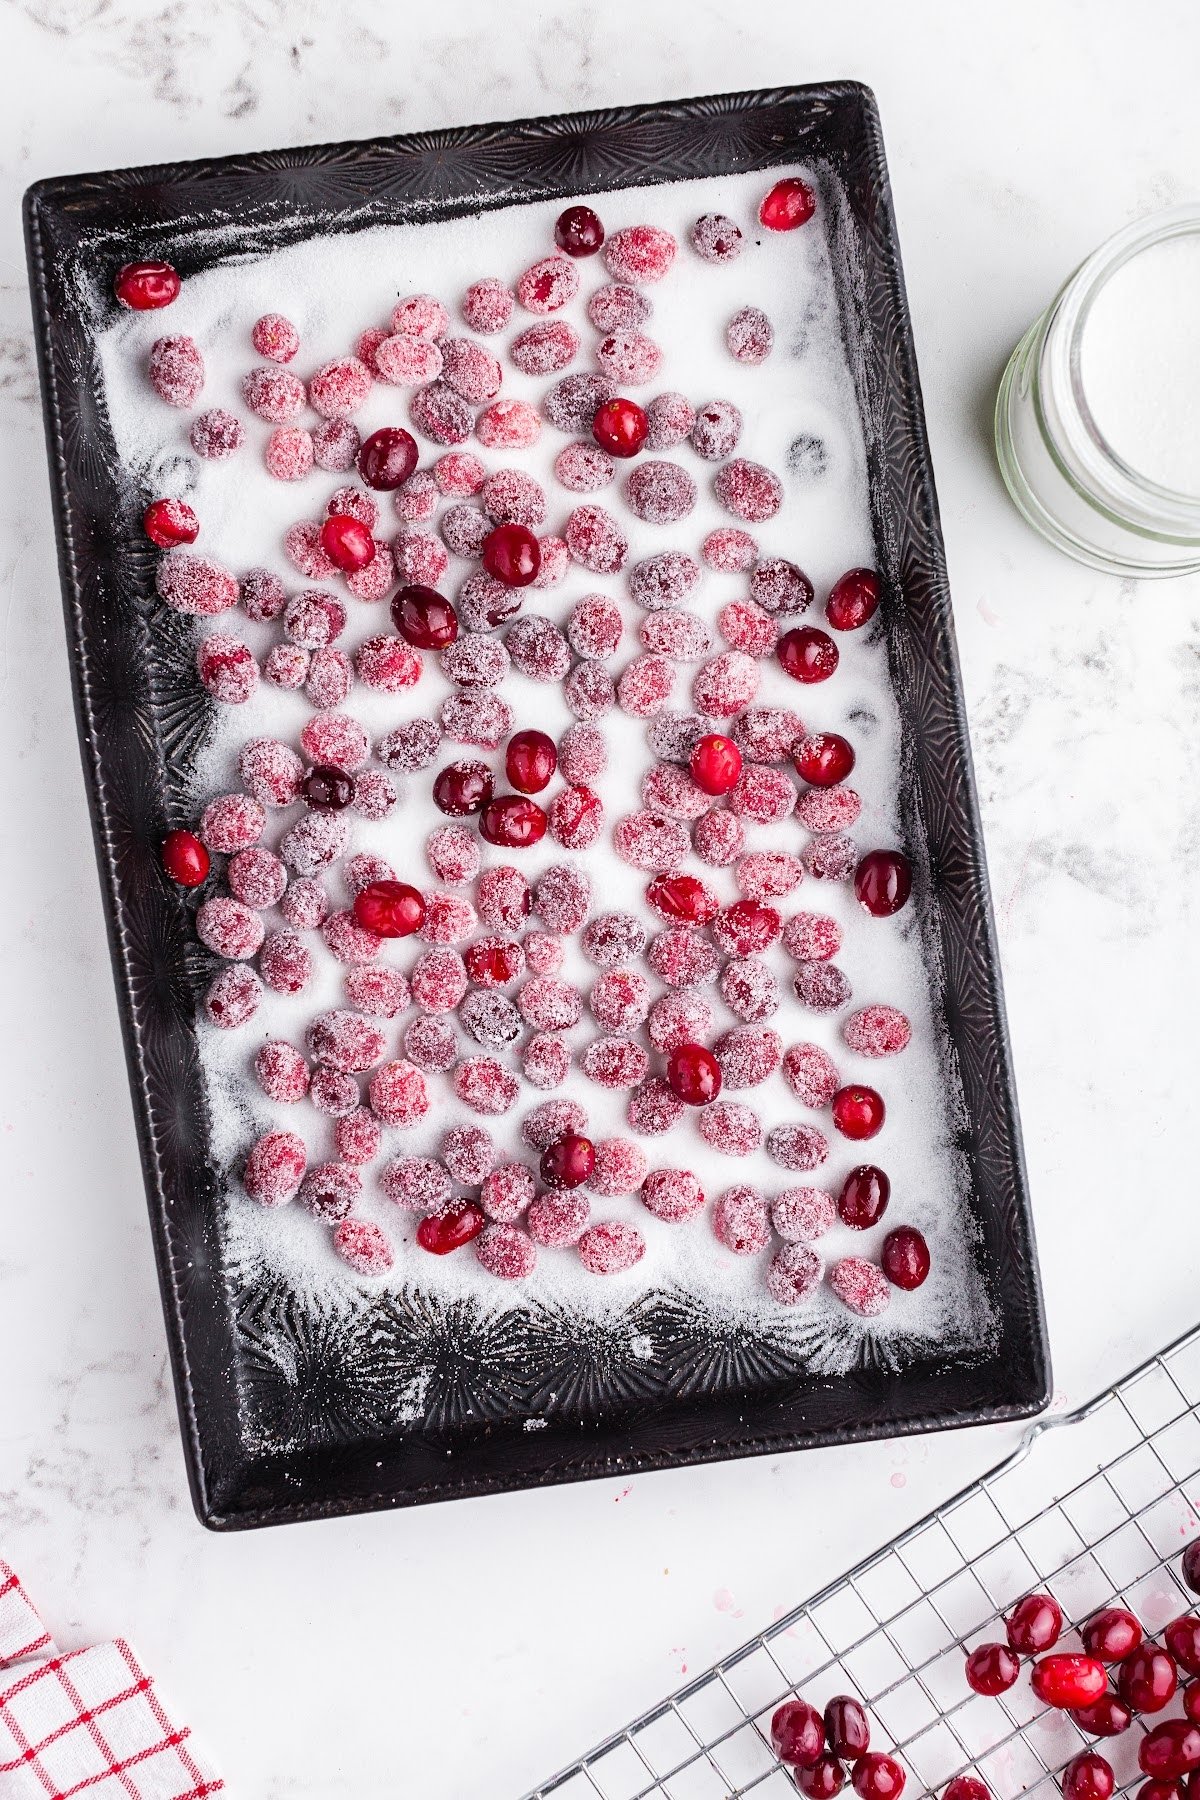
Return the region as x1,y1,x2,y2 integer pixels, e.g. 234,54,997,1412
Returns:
0,1562,223,1799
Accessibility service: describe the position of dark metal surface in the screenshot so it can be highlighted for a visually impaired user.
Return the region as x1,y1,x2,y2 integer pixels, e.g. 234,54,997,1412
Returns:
23,83,1049,1532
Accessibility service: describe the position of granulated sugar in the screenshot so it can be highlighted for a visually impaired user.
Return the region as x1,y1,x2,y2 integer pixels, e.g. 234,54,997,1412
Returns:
96,167,993,1367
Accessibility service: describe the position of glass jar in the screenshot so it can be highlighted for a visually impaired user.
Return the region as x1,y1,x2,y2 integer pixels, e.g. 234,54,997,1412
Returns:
995,205,1200,576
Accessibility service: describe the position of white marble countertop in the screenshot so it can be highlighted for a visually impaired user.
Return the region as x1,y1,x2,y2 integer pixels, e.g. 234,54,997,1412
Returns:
3,3,1200,1795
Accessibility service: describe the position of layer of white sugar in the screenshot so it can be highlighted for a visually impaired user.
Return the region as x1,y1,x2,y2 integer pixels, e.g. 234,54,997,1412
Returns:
1080,231,1200,495
95,167,993,1368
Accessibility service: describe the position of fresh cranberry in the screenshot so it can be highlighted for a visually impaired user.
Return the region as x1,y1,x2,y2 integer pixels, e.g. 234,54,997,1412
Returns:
427,758,492,819
852,1755,905,1800
1120,1647,1179,1713
855,850,913,917
771,1700,826,1768
1071,1696,1134,1737
483,522,541,587
506,729,558,793
778,626,839,684
161,828,209,886
1007,1592,1064,1652
1184,1543,1200,1594
541,1133,596,1189
881,1226,930,1290
480,795,548,848
666,1043,723,1105
1032,1656,1108,1710
646,874,719,924
838,1165,890,1229
965,1644,1020,1696
759,178,817,232
798,1757,846,1799
1168,1622,1200,1675
827,568,881,632
320,513,376,572
1139,1785,1183,1800
417,1202,486,1255
943,1782,990,1800
825,1697,870,1759
1187,1682,1200,1725
689,733,743,796
1084,1610,1144,1661
352,880,426,938
831,1085,886,1140
392,583,458,649
794,732,855,787
593,397,649,458
114,260,180,309
301,765,355,811
1062,1754,1115,1800
357,425,419,490
555,204,605,256
143,497,199,548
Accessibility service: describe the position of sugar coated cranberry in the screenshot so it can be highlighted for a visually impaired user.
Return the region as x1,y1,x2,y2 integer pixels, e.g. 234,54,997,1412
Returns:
1183,1543,1200,1594
578,1220,645,1274
480,795,547,848
666,1043,722,1105
1031,1656,1108,1710
1083,1610,1144,1661
352,880,426,938
506,729,557,793
690,211,744,263
881,1226,930,1290
143,496,199,549
843,1005,912,1058
799,1760,846,1800
332,1218,394,1277
759,177,817,232
433,759,494,817
855,850,913,917
190,408,244,459
687,733,741,797
726,305,774,365
1140,1725,1200,1781
794,732,855,788
827,568,881,632
966,1644,1019,1696
417,1203,486,1256
839,1165,890,1229
594,397,649,458
832,1085,886,1140
115,259,180,309
482,522,540,587
243,1130,307,1206
713,1184,771,1252
824,1698,870,1760
779,626,839,684
1120,1647,1179,1713
603,225,677,285
1071,1696,1133,1738
1062,1756,1115,1800
771,1700,826,1768
320,513,376,573
852,1756,905,1800
162,829,209,886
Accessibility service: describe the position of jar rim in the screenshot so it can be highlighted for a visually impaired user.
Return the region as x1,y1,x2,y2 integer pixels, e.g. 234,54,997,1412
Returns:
1042,205,1200,533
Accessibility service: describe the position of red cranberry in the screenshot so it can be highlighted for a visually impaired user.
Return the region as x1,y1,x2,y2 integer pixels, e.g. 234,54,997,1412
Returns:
646,874,719,924
1168,1622,1200,1675
778,627,839,684
1139,1786,1183,1800
593,397,649,458
1084,1610,1144,1661
417,1202,486,1255
480,795,548,848
825,1697,870,1759
1119,1646,1178,1713
541,1133,596,1189
320,513,376,572
771,1700,826,1768
506,729,558,793
115,260,180,309
483,522,541,587
352,880,426,938
965,1644,1020,1696
943,1782,990,1800
838,1165,890,1229
827,568,881,632
1062,1755,1115,1800
1032,1656,1108,1710
798,1757,846,1799
666,1043,723,1105
1008,1594,1064,1653
855,850,912,917
1187,1683,1200,1725
432,760,494,817
852,1755,905,1800
759,178,817,232
1071,1696,1133,1737
555,204,605,256
689,733,743,797
881,1226,930,1290
143,497,198,548
392,583,458,649
302,765,355,811
1141,1735,1200,1787
831,1085,886,1140
1184,1543,1200,1594
357,425,419,490
794,732,855,787
161,829,209,886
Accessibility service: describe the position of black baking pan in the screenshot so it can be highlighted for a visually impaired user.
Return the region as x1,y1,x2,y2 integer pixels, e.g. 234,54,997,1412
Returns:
23,83,1049,1530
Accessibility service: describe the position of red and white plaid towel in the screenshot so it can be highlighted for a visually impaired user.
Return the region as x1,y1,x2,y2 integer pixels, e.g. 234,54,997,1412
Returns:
0,1563,223,1800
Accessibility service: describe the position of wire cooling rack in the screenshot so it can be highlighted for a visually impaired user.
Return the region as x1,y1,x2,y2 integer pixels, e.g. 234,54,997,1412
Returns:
527,1325,1200,1800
